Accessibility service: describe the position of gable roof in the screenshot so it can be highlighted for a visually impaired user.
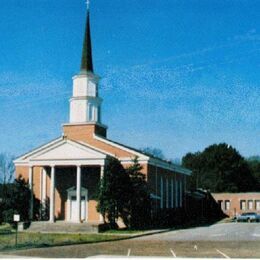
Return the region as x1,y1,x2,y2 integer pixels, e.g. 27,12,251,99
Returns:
14,135,191,175
93,135,191,175
14,138,108,166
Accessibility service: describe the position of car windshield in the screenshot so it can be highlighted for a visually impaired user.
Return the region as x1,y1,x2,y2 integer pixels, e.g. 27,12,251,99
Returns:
241,213,256,216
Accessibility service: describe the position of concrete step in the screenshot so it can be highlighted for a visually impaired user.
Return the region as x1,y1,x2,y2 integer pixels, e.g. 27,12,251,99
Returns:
24,221,101,233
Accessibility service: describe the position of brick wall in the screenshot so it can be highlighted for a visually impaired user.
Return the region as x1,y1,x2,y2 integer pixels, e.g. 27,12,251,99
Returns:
212,193,260,217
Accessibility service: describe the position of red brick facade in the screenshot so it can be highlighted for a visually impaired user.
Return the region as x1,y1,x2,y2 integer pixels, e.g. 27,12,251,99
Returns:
212,193,260,218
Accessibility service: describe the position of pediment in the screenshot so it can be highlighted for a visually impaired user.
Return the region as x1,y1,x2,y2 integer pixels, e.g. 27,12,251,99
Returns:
30,140,107,161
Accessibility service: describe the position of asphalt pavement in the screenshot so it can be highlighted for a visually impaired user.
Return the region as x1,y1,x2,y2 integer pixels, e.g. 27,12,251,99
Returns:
135,222,260,241
1,223,260,258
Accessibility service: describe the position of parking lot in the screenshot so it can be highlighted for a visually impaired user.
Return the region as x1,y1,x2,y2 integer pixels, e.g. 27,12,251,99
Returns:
2,223,260,258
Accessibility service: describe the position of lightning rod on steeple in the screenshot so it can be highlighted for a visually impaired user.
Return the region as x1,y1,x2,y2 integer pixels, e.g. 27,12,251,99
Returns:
86,0,90,11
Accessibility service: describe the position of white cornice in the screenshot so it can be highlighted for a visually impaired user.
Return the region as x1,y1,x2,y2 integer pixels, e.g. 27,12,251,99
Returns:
93,135,149,159
62,122,108,129
14,137,63,163
93,135,191,175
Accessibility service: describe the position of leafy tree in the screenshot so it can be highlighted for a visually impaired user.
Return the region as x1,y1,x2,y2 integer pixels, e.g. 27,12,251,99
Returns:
97,157,131,227
182,143,258,192
140,147,166,160
0,176,31,223
247,156,260,185
126,157,151,229
182,152,203,190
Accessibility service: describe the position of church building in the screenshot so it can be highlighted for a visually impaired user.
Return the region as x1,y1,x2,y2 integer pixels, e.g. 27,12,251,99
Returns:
14,7,191,224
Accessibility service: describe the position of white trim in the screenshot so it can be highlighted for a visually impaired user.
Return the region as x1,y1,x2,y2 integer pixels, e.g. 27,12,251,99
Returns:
76,140,114,157
29,159,106,167
72,72,100,82
62,121,107,129
93,135,150,159
94,135,191,175
148,158,191,175
30,139,107,160
14,139,108,167
14,137,63,163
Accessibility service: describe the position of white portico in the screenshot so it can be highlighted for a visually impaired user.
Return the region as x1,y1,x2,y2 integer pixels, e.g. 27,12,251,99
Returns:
14,138,107,223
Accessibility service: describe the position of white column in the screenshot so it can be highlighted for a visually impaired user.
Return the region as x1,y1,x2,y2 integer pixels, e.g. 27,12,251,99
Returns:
29,166,33,220
49,166,55,223
42,168,47,204
76,165,82,223
100,165,104,178
100,165,105,222
160,177,163,209
166,178,169,208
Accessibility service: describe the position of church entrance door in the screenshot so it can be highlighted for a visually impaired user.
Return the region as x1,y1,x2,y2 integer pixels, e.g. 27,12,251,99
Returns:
67,187,88,222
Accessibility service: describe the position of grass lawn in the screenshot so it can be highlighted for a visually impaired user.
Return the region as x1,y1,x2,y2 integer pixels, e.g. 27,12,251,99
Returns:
0,230,128,251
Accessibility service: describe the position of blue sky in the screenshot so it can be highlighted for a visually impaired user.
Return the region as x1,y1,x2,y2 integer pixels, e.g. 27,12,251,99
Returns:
0,0,259,160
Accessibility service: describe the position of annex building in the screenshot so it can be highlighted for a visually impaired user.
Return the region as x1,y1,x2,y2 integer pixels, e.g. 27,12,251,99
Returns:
212,193,260,218
14,8,191,224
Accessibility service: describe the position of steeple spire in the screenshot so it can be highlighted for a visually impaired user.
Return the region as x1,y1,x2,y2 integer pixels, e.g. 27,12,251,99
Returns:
80,1,93,73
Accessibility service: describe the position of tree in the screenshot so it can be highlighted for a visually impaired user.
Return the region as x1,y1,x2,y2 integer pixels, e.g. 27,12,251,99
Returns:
126,157,151,229
96,157,131,227
182,152,203,190
247,156,260,185
182,143,258,192
0,176,31,223
140,147,166,160
0,153,14,184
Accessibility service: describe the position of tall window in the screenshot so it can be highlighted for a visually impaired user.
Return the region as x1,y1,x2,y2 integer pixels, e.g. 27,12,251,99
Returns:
225,200,230,210
248,200,253,210
179,179,183,207
240,200,246,210
171,178,174,208
218,200,223,210
256,200,260,210
175,179,178,208
166,178,169,208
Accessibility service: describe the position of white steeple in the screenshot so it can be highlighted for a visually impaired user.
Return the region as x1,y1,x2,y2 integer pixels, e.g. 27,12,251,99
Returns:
69,5,103,125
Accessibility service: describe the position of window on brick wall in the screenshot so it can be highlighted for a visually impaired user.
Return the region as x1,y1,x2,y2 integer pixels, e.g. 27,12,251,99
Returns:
240,200,246,210
256,200,260,210
217,200,223,210
225,200,230,210
248,200,253,210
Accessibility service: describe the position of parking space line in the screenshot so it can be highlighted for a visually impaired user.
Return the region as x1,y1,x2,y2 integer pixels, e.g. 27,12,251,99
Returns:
170,249,177,258
127,249,131,256
216,249,230,259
